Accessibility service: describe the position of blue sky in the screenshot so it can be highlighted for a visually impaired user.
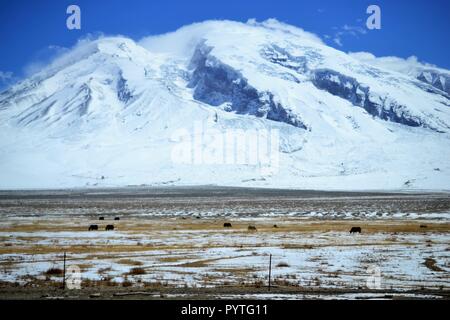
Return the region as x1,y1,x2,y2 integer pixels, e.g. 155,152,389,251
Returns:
0,0,449,88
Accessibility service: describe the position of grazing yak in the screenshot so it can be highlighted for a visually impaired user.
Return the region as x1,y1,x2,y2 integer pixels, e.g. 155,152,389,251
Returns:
99,217,104,220
248,225,257,231
105,225,114,231
114,217,120,221
223,223,232,228
88,225,98,231
350,227,362,234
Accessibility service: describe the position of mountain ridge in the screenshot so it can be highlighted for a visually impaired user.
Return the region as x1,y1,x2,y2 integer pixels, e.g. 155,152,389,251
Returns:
0,19,449,190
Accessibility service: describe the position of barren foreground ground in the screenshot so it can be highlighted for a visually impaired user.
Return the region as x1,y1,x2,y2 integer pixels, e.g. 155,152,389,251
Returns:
0,187,449,300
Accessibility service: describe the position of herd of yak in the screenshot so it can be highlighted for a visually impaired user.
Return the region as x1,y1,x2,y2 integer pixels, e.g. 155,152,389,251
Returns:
88,216,120,231
87,218,362,234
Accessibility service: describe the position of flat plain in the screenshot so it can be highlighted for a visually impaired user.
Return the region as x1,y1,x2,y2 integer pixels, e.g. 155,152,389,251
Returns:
0,186,449,299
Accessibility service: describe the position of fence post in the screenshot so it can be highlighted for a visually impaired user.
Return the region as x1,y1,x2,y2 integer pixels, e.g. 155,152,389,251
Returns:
62,252,66,290
268,254,272,291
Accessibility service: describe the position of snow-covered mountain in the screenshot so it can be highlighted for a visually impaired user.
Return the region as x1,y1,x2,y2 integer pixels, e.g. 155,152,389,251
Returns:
1,19,449,190
349,52,450,96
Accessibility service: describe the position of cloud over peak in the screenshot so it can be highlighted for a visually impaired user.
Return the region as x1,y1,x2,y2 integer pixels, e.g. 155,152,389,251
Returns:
348,51,449,76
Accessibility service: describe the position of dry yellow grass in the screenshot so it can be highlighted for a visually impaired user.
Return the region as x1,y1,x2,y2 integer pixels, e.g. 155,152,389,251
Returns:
0,218,448,257
424,258,444,272
158,256,189,263
127,267,146,275
1,217,448,234
117,259,143,266
76,263,93,271
214,267,259,275
0,244,155,255
177,254,255,268
177,259,216,268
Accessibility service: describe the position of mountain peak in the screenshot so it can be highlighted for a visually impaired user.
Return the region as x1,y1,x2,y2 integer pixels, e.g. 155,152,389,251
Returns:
0,20,449,189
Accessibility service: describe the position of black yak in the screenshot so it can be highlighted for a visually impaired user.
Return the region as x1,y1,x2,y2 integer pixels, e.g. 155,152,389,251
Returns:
88,225,98,231
105,225,114,231
350,227,362,234
223,223,232,228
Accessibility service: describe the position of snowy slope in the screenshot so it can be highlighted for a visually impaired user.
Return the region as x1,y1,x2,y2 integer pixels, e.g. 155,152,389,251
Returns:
349,52,450,96
0,19,449,190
